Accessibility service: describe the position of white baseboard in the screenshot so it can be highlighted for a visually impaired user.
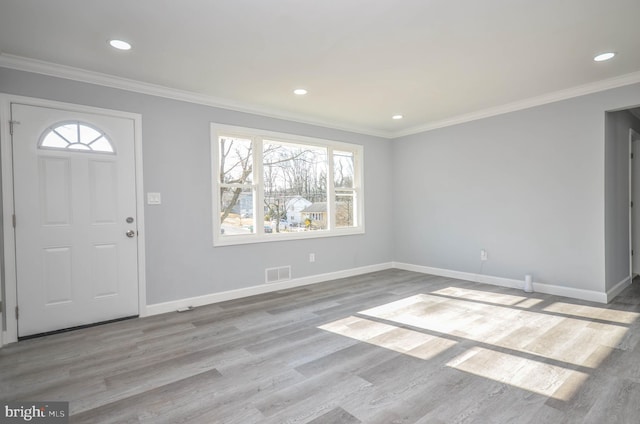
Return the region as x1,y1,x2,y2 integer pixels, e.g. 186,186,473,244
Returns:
2,260,618,349
146,262,393,316
606,276,632,303
392,262,609,304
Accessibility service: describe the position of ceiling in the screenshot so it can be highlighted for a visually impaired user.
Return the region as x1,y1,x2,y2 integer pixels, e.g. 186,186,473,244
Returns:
1,0,639,138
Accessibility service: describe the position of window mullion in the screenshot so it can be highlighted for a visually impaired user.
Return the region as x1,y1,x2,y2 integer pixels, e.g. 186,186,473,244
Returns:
354,148,362,227
353,187,359,227
254,136,265,234
327,148,335,230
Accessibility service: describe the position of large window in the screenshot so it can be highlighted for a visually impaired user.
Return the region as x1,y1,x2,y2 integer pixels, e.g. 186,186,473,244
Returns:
212,124,364,245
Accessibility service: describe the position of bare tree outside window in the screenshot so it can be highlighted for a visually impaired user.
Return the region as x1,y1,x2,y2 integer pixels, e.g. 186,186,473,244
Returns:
218,137,255,235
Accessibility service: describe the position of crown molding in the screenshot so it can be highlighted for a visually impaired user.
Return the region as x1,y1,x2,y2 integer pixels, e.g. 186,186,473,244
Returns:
2,53,639,140
394,70,640,138
0,53,393,139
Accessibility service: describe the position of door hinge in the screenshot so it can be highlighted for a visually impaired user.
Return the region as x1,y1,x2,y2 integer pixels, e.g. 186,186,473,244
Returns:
15,306,19,320
632,153,635,159
12,214,16,228
632,201,634,208
9,120,20,136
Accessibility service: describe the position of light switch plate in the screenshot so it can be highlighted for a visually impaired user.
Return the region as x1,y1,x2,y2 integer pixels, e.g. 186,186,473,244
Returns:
147,192,162,205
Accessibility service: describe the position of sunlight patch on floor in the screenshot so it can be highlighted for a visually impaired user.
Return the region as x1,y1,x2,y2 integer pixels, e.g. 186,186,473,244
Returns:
319,287,636,401
446,347,590,401
358,293,628,368
319,316,457,360
543,302,640,324
432,287,544,308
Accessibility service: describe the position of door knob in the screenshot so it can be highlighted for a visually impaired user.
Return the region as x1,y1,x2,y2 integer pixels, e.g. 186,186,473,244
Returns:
126,230,136,238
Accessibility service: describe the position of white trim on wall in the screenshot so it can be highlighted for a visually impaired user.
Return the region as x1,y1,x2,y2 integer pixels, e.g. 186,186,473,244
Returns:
607,276,632,303
146,262,393,316
148,260,619,319
631,128,640,278
1,253,624,345
395,71,640,137
2,53,640,139
0,54,391,139
392,262,609,304
0,94,147,343
0,96,17,344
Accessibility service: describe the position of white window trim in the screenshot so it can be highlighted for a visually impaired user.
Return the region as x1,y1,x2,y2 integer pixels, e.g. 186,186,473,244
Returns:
211,123,365,246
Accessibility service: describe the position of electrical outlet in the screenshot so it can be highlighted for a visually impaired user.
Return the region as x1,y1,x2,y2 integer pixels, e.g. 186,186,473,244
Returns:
309,253,315,263
480,249,488,261
147,192,162,205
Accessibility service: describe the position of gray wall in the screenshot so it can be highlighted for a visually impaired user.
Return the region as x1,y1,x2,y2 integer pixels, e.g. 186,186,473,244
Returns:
605,109,640,290
0,67,393,305
392,83,640,294
2,65,640,307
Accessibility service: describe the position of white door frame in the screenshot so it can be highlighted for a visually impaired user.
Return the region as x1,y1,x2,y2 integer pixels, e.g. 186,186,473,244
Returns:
630,128,640,281
1,94,147,344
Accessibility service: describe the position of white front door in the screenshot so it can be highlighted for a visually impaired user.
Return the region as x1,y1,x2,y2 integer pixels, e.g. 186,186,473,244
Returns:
12,103,139,337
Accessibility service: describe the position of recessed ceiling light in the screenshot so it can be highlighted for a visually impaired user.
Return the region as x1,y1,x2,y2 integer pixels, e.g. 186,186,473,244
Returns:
594,52,615,62
109,39,132,51
293,88,308,95
392,114,403,120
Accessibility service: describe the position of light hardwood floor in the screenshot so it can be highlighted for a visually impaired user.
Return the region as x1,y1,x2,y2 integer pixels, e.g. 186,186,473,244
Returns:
1,269,640,423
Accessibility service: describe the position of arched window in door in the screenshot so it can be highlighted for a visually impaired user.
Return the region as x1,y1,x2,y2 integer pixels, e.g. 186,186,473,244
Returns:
39,121,115,154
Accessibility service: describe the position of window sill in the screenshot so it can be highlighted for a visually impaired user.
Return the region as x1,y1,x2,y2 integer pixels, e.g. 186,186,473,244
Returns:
213,226,365,247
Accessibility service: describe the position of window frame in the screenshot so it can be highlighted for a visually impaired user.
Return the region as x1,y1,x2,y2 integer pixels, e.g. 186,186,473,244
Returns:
211,123,364,246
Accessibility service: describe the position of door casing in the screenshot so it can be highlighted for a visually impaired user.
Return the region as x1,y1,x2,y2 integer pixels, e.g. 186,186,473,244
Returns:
630,128,640,279
1,94,147,344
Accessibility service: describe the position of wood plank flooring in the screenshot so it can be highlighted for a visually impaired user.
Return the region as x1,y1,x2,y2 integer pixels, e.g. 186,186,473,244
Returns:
2,269,640,423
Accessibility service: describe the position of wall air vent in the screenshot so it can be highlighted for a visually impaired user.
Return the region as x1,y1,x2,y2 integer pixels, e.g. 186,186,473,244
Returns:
265,266,291,284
